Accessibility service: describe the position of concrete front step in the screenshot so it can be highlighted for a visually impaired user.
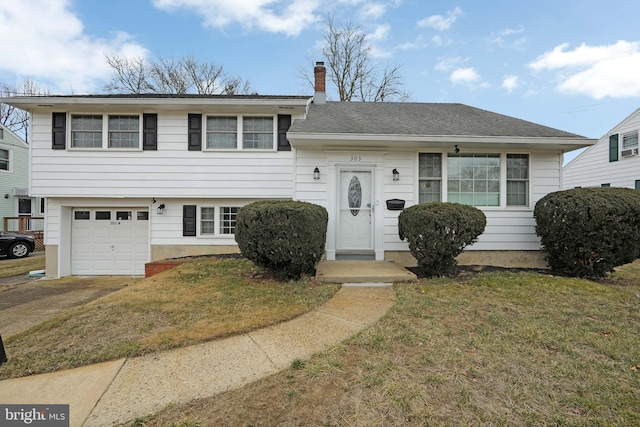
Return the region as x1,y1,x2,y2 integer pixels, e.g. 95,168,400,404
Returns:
315,260,417,283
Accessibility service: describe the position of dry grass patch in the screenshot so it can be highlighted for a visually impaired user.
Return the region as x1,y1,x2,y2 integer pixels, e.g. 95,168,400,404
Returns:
1,257,339,380
142,265,640,426
0,255,45,278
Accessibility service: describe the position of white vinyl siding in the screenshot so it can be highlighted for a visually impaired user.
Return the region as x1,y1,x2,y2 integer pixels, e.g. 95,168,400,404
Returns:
28,112,298,199
564,109,640,190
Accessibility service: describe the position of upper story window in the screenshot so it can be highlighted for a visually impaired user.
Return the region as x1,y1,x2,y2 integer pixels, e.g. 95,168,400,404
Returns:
70,114,141,149
0,148,8,171
243,117,273,149
203,115,274,150
623,131,638,149
418,152,530,207
71,115,103,148
207,116,237,149
109,115,140,148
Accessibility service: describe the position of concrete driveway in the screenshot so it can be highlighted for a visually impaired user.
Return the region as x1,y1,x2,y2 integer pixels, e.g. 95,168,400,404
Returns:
0,268,138,337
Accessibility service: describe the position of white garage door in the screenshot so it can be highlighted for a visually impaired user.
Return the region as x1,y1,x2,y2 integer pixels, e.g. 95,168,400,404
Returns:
72,208,149,275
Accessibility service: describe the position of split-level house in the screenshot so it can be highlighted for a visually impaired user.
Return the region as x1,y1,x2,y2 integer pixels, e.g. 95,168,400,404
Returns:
563,108,640,189
0,123,44,232
3,63,594,277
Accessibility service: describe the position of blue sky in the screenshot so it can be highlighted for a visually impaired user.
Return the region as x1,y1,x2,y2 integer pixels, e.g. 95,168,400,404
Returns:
2,1,640,162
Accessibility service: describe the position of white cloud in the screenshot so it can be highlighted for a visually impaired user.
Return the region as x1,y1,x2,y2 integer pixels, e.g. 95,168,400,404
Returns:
418,6,462,31
489,26,526,49
450,67,490,89
435,56,466,72
153,0,321,36
359,2,387,20
528,40,640,99
450,67,479,84
369,24,390,41
0,0,147,93
502,75,519,93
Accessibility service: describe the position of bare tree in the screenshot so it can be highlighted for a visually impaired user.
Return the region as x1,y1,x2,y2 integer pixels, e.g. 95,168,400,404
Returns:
104,54,252,95
301,15,410,102
104,54,153,94
0,78,50,141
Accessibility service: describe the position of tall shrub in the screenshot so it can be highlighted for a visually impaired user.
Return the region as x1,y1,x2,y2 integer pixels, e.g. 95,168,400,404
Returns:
235,200,328,280
399,202,486,276
534,187,640,277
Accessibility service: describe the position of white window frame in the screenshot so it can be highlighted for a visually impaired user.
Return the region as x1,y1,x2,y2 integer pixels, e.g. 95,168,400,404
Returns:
203,115,276,151
622,131,639,149
197,205,241,238
0,148,10,172
417,150,532,209
69,113,143,150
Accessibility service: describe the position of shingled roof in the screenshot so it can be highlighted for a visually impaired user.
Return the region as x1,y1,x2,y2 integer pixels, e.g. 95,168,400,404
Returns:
289,102,584,139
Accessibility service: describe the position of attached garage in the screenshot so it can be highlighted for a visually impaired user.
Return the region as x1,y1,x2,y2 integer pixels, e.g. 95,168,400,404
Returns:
71,208,150,275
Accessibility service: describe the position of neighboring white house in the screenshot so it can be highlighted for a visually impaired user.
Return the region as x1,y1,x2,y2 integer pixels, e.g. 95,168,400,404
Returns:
0,123,43,232
3,64,595,277
563,108,640,190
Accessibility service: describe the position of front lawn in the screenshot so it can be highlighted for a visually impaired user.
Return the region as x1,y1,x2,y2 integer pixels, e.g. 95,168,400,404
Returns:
0,256,340,380
142,262,640,426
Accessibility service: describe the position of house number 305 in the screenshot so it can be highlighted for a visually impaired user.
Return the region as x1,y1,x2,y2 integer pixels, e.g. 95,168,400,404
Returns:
350,155,362,162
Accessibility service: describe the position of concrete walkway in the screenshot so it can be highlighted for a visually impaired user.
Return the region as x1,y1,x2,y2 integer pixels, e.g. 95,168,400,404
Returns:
0,284,396,427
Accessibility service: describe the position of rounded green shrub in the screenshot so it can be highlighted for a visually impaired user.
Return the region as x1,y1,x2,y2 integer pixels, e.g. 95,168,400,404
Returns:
398,202,486,277
534,187,640,277
235,200,328,280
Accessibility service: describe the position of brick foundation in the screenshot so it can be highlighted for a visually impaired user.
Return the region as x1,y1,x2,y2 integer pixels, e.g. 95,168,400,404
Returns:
145,260,184,278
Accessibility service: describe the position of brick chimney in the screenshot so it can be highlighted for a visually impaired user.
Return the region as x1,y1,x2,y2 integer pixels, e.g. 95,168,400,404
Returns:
314,61,326,104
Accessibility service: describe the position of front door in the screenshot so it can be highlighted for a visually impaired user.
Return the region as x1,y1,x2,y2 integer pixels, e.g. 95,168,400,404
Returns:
338,170,373,252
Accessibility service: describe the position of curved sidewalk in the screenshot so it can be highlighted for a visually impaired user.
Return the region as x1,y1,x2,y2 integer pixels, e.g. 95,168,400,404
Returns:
0,284,396,427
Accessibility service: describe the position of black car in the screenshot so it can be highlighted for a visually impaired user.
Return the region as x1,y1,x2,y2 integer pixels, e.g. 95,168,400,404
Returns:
0,231,36,259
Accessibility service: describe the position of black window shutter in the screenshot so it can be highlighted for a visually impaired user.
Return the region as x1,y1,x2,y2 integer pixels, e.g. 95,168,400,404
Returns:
609,134,619,162
277,114,292,151
183,205,197,236
143,114,158,150
188,114,202,151
52,112,66,150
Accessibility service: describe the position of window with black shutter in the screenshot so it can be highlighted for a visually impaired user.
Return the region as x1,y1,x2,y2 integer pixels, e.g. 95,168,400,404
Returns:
277,114,292,151
52,112,66,150
183,205,197,236
143,114,158,150
188,114,202,151
609,134,619,162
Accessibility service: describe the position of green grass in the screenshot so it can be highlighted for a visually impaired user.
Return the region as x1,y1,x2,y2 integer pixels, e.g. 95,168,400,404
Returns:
0,255,45,278
142,264,640,426
1,257,340,380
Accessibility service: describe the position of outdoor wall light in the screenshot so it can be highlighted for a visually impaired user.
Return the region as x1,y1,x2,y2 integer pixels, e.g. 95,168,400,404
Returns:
3,194,8,199
454,145,460,153
392,168,400,181
157,203,165,215
313,167,320,180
